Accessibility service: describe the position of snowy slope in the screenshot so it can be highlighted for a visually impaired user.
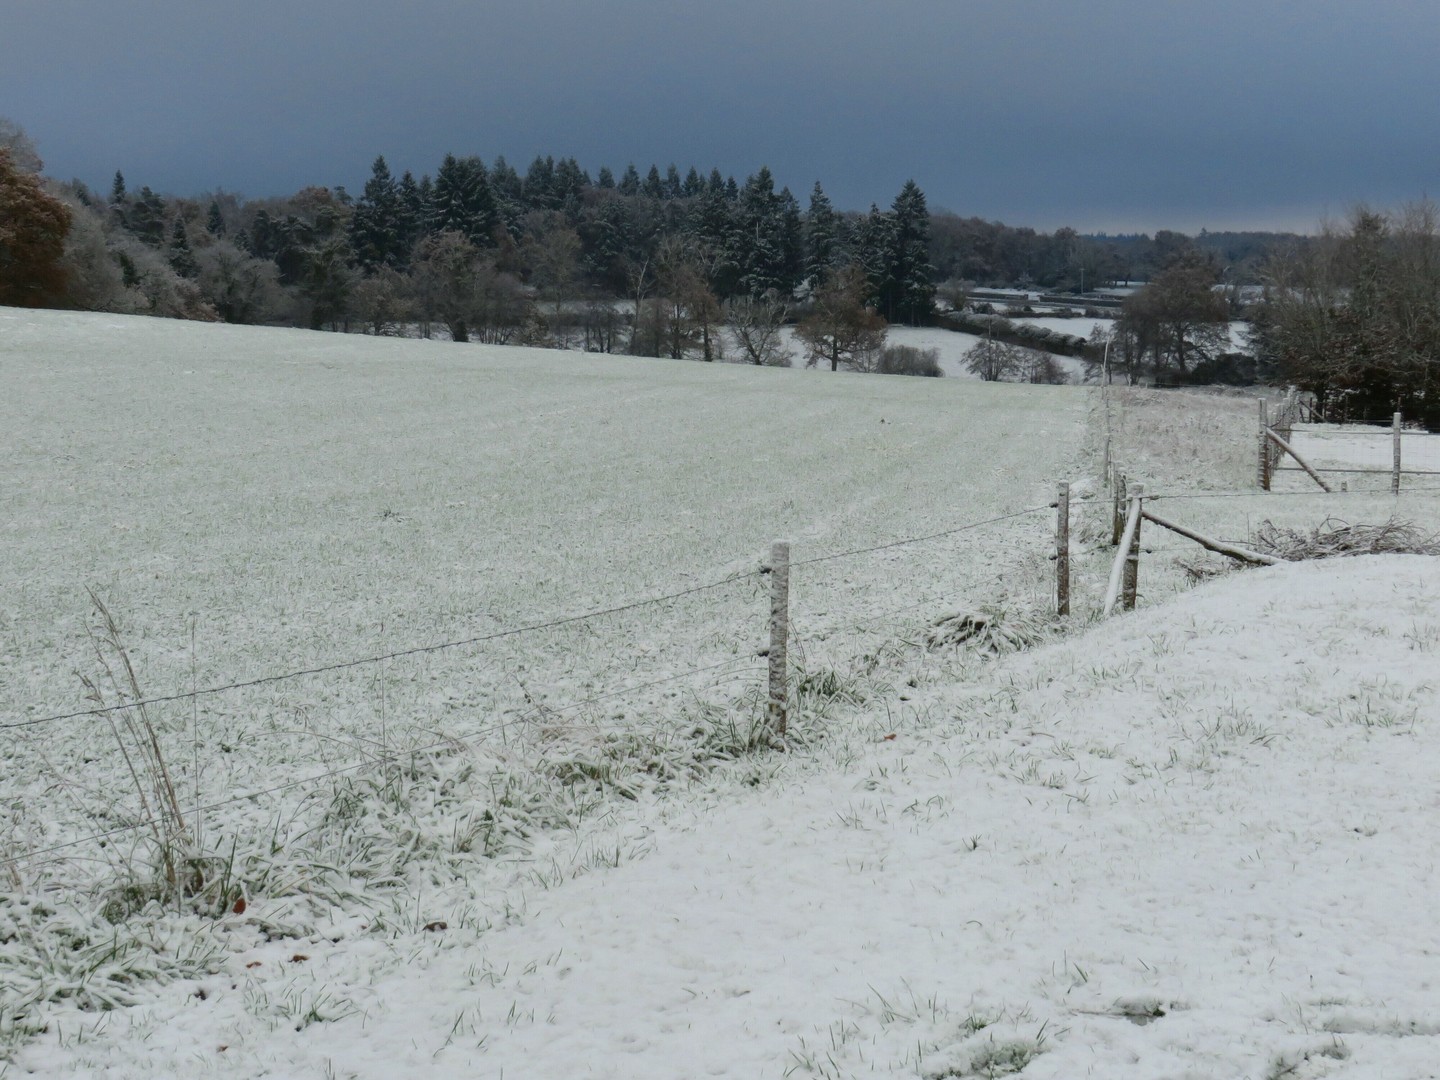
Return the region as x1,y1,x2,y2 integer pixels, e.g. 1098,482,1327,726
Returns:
19,555,1440,1078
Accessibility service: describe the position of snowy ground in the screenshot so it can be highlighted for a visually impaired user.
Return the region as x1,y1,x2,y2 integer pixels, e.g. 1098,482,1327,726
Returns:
1288,423,1440,490
17,558,1440,1079
5,312,1440,1078
777,325,1089,383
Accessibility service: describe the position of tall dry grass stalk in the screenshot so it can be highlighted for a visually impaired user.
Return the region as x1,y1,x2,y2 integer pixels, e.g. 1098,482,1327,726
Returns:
77,589,194,903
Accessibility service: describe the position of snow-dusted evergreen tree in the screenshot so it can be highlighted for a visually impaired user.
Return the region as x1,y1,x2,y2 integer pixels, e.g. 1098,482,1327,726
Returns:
489,156,525,233
682,167,703,199
618,164,641,197
396,170,424,255
596,165,616,190
553,157,589,207
431,154,498,246
349,155,405,271
880,179,936,324
733,166,790,298
642,165,665,200
805,181,838,286
205,201,226,237
127,186,168,248
523,155,558,211
778,187,804,294
168,217,197,279
852,203,892,307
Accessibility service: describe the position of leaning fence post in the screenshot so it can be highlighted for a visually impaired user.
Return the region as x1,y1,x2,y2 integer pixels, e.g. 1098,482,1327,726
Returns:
1393,411,1402,495
1258,399,1270,490
1112,473,1127,546
1122,484,1144,611
1056,482,1070,617
767,540,790,740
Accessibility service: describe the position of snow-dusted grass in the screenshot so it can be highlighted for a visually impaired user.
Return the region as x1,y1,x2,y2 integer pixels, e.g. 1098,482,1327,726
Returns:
8,310,1440,1076
1,306,1082,1056
776,324,1087,382
1288,422,1440,486
21,558,1440,1078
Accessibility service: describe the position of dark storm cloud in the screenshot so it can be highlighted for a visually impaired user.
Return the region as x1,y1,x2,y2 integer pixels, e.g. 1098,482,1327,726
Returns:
5,0,1438,232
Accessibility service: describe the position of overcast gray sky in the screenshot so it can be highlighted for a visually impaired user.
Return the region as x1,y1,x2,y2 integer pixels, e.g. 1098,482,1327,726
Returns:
5,0,1437,233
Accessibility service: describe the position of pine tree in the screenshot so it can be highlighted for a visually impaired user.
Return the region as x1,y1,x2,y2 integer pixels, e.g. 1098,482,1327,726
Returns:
553,157,589,206
169,217,198,279
128,186,168,247
397,170,424,257
664,164,683,200
853,204,893,308
205,200,226,237
805,181,838,285
618,164,641,197
596,165,616,190
881,179,937,324
733,167,788,298
431,154,498,245
682,167,703,199
778,187,804,294
642,165,665,200
523,155,558,210
110,170,126,206
413,174,435,237
349,155,405,271
489,156,525,234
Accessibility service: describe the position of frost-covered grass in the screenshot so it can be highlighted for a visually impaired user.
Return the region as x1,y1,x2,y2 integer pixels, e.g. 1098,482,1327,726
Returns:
8,310,1440,1077
1,306,1083,1054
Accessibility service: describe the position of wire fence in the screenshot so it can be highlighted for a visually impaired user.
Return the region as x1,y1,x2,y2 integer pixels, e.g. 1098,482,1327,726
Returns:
19,391,1440,879
4,498,1059,875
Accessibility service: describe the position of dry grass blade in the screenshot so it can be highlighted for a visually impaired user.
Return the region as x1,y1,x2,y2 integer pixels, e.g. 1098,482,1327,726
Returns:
1251,516,1440,561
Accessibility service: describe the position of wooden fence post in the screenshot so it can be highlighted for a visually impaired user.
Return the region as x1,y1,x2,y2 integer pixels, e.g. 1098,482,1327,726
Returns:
1393,411,1402,495
1258,399,1270,490
1112,473,1127,546
767,540,790,739
1122,484,1144,611
1103,436,1112,489
1056,482,1070,617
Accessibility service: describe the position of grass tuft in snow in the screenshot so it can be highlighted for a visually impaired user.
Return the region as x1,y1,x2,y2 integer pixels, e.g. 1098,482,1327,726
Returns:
924,601,1055,655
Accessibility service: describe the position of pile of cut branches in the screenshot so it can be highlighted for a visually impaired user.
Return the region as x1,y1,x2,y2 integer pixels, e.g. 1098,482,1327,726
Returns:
1251,516,1440,561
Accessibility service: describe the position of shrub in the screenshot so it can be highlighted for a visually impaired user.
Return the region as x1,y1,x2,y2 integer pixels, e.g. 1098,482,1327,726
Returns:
878,344,943,377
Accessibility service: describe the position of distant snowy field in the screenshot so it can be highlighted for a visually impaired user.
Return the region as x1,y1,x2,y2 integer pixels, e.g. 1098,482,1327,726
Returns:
7,311,1440,1078
778,324,1090,382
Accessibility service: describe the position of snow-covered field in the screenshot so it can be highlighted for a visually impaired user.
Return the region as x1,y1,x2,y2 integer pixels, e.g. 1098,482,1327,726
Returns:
777,324,1089,383
6,311,1440,1078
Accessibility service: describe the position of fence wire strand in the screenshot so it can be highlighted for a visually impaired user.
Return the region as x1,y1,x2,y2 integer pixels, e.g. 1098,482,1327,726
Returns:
790,504,1055,568
4,570,761,732
5,656,768,870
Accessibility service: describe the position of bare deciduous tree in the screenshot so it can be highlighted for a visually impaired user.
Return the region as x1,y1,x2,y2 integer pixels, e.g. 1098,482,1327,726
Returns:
796,265,887,371
726,291,792,366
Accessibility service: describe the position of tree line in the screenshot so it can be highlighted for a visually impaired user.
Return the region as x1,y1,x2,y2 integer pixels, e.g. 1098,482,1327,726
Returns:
2,117,946,367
